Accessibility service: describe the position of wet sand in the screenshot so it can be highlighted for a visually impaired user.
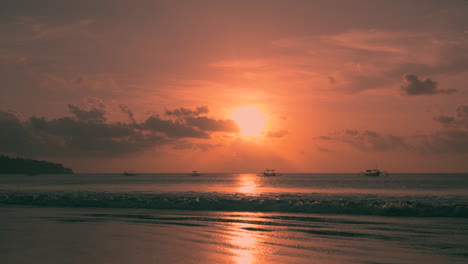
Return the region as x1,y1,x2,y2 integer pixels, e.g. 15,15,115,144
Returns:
1,205,467,264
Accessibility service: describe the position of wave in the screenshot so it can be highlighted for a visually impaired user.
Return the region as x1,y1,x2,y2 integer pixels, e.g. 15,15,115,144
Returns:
0,190,467,217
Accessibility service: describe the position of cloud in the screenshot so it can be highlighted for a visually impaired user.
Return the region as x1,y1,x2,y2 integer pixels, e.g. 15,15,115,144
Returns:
185,116,239,133
433,105,468,128
316,145,334,153
0,110,30,153
266,130,288,138
423,105,468,153
344,129,359,136
0,16,96,44
143,115,210,139
119,104,136,123
400,74,456,96
0,104,238,157
315,105,468,155
456,105,468,119
433,115,456,125
271,29,468,94
315,130,408,152
165,106,209,117
420,130,468,154
41,75,121,92
67,104,106,122
173,142,222,151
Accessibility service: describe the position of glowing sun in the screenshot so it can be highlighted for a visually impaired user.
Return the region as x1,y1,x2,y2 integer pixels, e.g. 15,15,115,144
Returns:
230,105,266,137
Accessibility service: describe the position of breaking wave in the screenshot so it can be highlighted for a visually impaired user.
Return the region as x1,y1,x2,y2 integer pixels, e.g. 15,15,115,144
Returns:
0,190,467,217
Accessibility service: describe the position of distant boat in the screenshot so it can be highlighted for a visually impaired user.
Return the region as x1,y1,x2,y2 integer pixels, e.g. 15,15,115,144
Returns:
123,171,138,176
358,169,389,177
259,169,281,176
190,171,201,176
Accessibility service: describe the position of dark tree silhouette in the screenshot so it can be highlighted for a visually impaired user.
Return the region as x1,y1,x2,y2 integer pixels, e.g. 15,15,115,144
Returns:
0,155,73,175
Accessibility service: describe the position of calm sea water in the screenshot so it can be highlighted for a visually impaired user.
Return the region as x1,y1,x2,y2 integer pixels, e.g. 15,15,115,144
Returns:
1,173,468,264
0,173,467,217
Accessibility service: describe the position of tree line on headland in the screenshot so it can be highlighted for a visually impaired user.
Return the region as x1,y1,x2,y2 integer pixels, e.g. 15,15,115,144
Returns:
0,155,73,175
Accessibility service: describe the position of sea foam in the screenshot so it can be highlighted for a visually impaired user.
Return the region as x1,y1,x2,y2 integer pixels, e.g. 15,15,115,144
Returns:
0,190,466,217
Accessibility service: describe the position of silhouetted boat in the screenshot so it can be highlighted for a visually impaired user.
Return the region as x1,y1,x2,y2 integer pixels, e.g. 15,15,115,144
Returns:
358,169,389,177
190,171,201,176
123,171,138,176
260,169,281,176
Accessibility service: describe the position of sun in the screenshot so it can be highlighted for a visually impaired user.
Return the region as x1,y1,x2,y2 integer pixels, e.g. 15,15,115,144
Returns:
230,105,266,137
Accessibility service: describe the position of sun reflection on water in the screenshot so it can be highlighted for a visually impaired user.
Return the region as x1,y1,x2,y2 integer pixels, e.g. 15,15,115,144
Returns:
228,177,272,263
237,174,258,194
229,223,259,264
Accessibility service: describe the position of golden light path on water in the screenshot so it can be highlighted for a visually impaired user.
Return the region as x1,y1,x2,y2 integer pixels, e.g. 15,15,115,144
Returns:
229,175,268,263
237,174,259,194
228,219,275,264
230,226,258,264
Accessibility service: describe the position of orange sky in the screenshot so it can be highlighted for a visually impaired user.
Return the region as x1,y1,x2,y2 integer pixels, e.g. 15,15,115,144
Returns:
1,1,468,172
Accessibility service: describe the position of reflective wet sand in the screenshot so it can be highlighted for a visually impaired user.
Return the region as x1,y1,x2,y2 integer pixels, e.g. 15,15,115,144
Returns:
1,206,467,264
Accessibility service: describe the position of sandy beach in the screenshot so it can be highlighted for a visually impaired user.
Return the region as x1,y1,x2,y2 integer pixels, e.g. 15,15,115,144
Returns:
1,205,467,264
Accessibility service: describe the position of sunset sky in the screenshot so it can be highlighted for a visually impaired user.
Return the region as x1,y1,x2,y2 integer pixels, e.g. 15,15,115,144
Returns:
1,0,467,173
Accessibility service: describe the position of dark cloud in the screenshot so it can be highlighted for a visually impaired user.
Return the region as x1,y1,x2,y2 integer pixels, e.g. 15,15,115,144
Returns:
420,130,468,154
119,104,136,123
316,145,334,152
143,116,210,138
0,104,238,157
433,115,456,126
344,129,359,136
316,105,468,155
423,105,468,153
0,110,21,121
315,129,408,152
456,105,468,119
315,105,468,155
165,106,209,117
173,142,222,151
0,110,29,153
314,136,333,140
67,104,106,122
185,116,239,133
266,130,288,138
433,105,468,128
400,74,456,96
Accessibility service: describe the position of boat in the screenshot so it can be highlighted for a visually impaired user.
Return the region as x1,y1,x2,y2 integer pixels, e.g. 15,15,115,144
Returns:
259,169,281,176
190,170,201,176
123,171,138,176
358,169,389,177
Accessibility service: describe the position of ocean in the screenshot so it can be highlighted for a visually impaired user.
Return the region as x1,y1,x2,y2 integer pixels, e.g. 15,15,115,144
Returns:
1,173,467,263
